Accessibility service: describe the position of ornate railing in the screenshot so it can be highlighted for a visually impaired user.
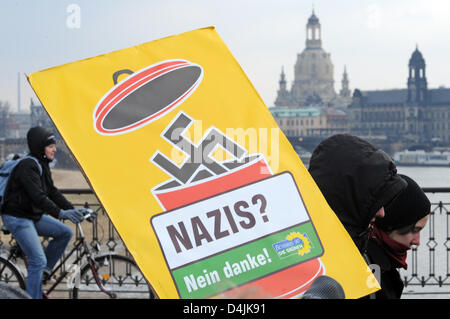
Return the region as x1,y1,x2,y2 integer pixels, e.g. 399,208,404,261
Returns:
58,189,129,255
61,187,450,297
0,189,134,297
1,188,449,297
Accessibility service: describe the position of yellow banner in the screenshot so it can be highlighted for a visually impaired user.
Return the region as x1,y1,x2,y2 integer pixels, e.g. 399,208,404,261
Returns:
28,27,378,299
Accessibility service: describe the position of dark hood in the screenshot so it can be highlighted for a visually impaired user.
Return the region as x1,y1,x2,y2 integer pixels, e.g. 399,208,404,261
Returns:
375,174,430,232
308,134,407,247
27,126,54,161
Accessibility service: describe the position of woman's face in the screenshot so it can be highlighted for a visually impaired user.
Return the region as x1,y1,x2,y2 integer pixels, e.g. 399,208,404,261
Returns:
45,144,57,160
388,215,429,248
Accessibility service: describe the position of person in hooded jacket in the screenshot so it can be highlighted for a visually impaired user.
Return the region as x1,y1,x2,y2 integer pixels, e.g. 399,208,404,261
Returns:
308,134,407,266
0,126,86,299
368,174,430,299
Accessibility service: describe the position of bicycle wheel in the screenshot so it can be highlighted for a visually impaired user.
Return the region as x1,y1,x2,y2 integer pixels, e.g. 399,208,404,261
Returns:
0,256,26,291
72,254,156,299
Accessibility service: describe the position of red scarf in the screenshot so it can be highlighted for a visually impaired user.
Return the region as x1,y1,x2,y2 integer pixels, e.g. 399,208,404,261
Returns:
371,225,410,270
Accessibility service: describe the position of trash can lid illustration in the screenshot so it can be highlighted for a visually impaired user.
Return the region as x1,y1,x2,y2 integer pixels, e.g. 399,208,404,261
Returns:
93,59,203,135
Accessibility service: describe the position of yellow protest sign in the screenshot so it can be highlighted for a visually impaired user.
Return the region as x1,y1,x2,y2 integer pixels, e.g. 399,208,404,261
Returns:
28,26,378,299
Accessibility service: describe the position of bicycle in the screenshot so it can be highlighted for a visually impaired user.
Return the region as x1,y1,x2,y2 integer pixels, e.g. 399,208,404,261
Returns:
0,209,156,299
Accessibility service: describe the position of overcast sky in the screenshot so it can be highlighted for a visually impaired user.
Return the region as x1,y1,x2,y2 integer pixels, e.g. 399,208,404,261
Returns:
1,0,450,112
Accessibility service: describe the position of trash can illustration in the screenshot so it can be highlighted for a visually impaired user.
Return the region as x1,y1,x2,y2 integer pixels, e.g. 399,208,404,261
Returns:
92,58,325,299
150,112,325,299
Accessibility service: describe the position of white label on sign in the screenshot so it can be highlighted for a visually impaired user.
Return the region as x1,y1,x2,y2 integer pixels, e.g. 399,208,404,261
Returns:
151,172,310,270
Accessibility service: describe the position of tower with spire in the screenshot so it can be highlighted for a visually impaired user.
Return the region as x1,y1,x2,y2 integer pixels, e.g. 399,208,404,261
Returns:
305,7,321,49
339,66,351,98
407,45,428,105
274,66,292,107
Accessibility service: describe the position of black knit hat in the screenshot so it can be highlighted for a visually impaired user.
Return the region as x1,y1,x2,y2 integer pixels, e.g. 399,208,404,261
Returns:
375,174,431,232
27,126,55,160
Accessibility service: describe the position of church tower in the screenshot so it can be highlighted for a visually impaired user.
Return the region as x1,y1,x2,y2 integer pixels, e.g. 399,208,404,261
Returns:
290,9,336,106
407,46,428,105
274,67,292,107
339,65,351,98
305,9,321,49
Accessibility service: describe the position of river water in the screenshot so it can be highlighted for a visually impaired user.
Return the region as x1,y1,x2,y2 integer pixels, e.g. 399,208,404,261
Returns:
397,166,450,204
397,166,450,188
393,166,450,298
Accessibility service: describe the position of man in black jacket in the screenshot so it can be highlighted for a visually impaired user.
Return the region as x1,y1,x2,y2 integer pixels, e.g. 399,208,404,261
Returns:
1,126,85,299
369,174,430,299
308,134,407,297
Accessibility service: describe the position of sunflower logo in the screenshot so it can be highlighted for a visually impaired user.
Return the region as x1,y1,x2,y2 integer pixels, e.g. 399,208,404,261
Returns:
286,232,312,256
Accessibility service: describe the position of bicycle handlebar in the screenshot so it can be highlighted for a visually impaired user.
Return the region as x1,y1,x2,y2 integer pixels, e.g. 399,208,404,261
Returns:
80,208,97,223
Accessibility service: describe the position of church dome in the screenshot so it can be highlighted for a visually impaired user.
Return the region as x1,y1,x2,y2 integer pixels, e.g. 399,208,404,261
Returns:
308,13,320,25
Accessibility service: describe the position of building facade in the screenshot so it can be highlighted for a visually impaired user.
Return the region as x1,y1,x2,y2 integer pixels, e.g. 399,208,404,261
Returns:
271,107,348,138
0,99,77,168
30,98,54,131
349,47,450,144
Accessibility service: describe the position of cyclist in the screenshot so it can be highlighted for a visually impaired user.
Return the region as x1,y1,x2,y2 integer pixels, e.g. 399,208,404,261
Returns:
0,126,85,299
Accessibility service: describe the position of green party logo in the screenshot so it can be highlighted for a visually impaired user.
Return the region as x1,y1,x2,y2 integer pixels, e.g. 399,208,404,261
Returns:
272,232,312,258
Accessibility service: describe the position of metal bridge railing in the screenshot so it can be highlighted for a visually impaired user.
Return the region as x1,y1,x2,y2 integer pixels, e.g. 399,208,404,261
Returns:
1,188,449,297
0,189,134,296
59,187,450,297
0,189,124,253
